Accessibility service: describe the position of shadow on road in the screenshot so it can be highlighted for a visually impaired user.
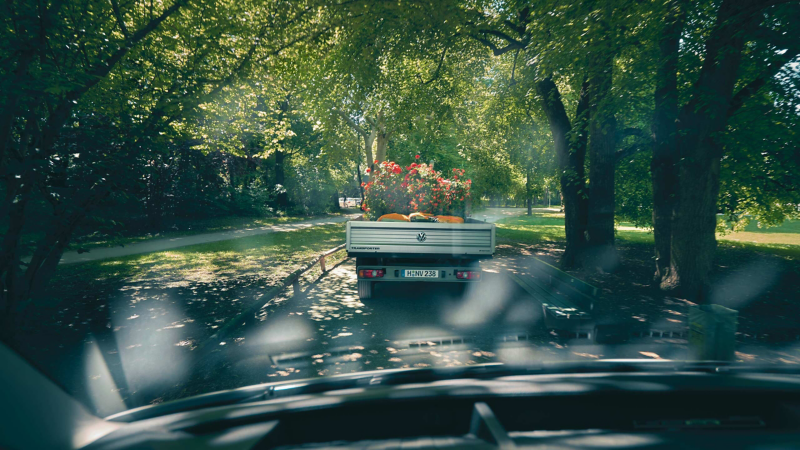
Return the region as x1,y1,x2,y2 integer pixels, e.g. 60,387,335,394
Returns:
20,255,800,418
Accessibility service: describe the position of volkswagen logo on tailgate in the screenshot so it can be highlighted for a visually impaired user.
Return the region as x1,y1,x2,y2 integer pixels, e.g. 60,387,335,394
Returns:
416,232,427,242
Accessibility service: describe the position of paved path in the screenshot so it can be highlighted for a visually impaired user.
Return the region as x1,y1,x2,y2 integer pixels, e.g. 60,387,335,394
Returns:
471,207,529,223
59,214,360,265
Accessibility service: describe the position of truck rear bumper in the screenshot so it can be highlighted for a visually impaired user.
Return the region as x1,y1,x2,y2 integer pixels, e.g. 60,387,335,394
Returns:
357,265,483,282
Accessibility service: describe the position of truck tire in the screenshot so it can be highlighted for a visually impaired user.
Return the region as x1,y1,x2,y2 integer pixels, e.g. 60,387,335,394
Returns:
358,280,373,300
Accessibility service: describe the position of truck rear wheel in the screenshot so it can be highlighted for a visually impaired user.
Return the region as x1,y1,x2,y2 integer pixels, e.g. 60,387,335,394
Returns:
358,280,373,300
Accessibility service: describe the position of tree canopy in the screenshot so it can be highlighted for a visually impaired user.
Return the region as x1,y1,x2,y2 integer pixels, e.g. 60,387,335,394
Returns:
1,0,798,332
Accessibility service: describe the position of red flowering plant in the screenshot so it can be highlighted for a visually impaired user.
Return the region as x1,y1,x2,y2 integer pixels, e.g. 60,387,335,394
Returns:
360,161,411,219
361,158,471,220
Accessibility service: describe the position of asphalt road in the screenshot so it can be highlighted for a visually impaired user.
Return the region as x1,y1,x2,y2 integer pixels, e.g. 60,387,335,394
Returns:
159,257,693,406
75,252,797,417
182,261,548,393
60,207,697,416
74,260,549,416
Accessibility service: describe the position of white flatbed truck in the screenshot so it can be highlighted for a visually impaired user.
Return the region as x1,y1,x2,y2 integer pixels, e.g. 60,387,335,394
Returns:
346,219,496,299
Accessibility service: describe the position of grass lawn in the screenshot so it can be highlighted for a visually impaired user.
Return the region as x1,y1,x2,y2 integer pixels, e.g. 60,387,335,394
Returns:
714,220,800,255
493,209,569,246
56,222,347,290
497,209,800,259
26,223,347,369
72,212,348,251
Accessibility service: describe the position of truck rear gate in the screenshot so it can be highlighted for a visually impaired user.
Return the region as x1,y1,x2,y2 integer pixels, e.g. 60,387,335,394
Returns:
346,221,495,258
346,220,496,299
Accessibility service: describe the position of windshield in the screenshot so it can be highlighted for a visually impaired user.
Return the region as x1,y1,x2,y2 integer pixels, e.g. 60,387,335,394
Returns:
1,0,799,418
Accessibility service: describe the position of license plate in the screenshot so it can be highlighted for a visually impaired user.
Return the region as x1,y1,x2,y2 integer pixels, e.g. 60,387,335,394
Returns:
403,269,439,278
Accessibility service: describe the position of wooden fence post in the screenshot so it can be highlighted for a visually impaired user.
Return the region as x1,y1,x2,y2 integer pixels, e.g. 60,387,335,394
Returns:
292,278,301,298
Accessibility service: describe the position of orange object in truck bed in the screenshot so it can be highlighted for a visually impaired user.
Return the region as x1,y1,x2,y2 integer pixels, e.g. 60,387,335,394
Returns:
433,215,465,223
377,213,410,222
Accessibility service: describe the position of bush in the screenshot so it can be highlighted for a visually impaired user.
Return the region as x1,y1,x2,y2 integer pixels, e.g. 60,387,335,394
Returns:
361,157,471,220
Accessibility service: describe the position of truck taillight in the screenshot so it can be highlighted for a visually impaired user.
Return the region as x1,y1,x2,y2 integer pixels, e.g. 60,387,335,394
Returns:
358,269,385,278
455,270,481,280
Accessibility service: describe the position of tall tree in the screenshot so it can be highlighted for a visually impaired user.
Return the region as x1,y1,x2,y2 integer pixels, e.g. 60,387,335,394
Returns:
0,0,342,339
651,0,800,299
536,77,591,266
584,2,620,271
651,0,687,283
451,0,644,268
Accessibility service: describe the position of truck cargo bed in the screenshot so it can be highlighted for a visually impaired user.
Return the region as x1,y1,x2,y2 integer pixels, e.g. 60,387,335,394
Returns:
346,220,495,258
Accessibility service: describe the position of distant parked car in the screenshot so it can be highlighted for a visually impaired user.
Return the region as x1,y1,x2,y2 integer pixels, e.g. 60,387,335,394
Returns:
340,197,362,208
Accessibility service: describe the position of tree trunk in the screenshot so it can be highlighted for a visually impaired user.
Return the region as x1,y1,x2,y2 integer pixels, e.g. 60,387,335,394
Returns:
227,156,237,211
537,77,589,268
661,145,721,299
147,161,164,230
546,186,550,207
0,173,35,341
374,110,390,163
651,0,685,283
275,149,289,208
376,132,388,163
337,111,376,174
586,52,619,272
526,148,533,215
657,0,757,300
2,185,108,342
365,131,376,172
356,164,365,201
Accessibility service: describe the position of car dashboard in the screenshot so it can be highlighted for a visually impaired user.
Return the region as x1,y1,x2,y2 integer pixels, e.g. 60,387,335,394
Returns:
84,371,800,450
